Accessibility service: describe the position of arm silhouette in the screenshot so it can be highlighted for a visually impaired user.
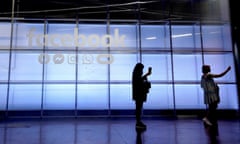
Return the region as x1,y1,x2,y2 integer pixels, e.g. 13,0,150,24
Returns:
210,66,231,78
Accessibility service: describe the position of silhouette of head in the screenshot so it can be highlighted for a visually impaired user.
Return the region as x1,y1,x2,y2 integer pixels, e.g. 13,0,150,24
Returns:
202,65,211,73
133,63,144,76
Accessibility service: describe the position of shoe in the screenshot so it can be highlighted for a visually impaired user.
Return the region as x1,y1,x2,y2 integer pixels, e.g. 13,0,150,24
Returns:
136,121,146,129
203,117,212,126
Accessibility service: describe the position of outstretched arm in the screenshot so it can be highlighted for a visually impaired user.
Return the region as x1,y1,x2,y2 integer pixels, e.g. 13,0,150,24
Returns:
211,66,231,78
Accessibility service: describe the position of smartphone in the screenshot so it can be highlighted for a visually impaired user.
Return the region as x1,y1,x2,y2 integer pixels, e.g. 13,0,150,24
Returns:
148,67,152,73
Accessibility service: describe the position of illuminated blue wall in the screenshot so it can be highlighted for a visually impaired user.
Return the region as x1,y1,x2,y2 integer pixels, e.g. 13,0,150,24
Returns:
0,20,238,117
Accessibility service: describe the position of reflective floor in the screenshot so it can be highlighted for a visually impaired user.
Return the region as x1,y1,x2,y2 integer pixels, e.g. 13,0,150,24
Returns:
0,117,240,144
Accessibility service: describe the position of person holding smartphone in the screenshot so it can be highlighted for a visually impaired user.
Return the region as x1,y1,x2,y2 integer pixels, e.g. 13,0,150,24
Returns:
132,63,152,129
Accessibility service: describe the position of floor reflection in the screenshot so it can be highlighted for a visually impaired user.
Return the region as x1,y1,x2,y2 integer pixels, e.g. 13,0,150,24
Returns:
136,127,146,144
0,118,239,144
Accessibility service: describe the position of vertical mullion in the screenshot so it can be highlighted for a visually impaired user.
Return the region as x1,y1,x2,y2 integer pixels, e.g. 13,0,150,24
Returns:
169,21,177,117
40,20,48,118
137,2,142,63
75,19,79,118
6,0,16,118
106,3,111,117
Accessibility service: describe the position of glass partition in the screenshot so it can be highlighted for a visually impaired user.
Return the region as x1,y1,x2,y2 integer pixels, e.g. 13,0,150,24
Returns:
77,53,108,81
110,54,138,81
12,23,45,50
110,24,138,50
217,84,238,109
173,54,202,81
202,25,232,51
144,84,174,109
0,51,9,81
171,24,201,50
175,84,205,109
110,84,134,109
0,18,238,117
46,23,76,50
43,52,76,81
43,84,75,110
0,22,11,50
10,52,43,81
141,25,170,50
77,84,108,110
0,85,7,110
8,84,42,110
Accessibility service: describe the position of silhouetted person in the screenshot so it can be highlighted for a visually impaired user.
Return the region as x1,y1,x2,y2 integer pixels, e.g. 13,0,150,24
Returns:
132,63,151,129
201,65,231,136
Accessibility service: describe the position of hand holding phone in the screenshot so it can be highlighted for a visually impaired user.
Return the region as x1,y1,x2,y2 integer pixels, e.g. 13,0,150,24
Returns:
148,67,152,75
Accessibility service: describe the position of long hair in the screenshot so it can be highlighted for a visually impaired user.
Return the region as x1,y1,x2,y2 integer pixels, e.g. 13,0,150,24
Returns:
132,63,144,79
132,63,144,100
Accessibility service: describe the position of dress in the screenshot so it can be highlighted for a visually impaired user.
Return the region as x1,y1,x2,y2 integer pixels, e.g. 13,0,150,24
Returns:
201,74,220,104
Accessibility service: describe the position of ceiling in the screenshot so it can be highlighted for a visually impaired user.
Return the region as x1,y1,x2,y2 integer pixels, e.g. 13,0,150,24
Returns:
0,0,228,21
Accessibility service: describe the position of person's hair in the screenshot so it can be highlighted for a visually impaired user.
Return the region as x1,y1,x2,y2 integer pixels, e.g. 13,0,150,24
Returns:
133,63,144,76
135,63,144,70
202,65,210,73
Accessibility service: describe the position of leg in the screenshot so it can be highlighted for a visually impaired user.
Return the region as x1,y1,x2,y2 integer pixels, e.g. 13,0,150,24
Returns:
208,102,218,125
135,100,143,123
135,100,146,129
203,105,212,126
208,102,219,136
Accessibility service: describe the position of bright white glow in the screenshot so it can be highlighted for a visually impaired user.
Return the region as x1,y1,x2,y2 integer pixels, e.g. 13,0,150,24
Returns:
172,33,192,38
210,31,220,34
146,36,157,40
